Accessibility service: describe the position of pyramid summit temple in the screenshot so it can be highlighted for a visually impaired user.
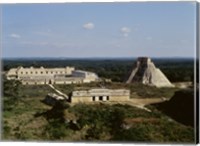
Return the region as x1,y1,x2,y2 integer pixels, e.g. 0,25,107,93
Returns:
126,57,174,87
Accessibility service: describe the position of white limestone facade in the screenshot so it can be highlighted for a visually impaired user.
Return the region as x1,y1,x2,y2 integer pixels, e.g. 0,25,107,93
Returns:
70,88,130,103
72,70,99,83
126,57,174,87
6,66,99,85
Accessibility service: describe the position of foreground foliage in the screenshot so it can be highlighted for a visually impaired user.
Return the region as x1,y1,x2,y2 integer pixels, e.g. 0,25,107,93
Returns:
3,91,194,142
2,78,195,142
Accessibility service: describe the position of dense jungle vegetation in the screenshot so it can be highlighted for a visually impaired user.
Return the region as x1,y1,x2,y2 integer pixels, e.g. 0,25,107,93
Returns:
2,58,196,82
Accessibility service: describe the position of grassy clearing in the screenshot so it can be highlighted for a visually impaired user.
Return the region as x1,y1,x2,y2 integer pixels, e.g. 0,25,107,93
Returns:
54,82,179,99
19,85,56,98
127,83,180,98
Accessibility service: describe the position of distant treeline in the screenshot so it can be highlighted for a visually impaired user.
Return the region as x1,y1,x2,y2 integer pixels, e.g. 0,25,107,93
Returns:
2,58,196,82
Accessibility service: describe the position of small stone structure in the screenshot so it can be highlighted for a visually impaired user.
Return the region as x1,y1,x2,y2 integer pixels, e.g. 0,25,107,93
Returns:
42,93,67,106
69,88,130,103
126,57,174,87
6,66,99,85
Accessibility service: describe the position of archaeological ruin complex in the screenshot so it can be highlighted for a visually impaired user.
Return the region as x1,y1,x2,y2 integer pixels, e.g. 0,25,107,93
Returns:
6,66,99,85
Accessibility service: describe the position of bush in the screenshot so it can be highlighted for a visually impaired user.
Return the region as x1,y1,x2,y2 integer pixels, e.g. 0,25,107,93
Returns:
43,119,68,140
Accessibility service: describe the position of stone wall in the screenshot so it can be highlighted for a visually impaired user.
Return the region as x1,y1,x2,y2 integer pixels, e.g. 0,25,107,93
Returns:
71,96,93,103
70,95,130,103
109,95,129,101
6,66,99,85
70,88,130,103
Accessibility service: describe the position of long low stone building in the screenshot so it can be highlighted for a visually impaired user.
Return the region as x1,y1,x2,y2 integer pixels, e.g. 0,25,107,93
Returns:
69,88,130,103
6,66,99,85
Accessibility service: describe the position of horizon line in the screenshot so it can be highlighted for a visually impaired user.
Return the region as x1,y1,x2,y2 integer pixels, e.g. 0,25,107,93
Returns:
2,56,195,60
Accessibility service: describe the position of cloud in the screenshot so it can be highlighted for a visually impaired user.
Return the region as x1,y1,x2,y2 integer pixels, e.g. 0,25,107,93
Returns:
10,33,21,39
180,39,189,44
20,41,77,49
121,27,131,33
123,33,129,37
120,27,131,37
33,30,52,37
83,22,95,30
146,37,152,40
20,41,49,46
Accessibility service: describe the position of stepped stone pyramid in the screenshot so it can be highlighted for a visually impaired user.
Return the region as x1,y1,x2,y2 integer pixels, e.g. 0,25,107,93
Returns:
126,57,174,87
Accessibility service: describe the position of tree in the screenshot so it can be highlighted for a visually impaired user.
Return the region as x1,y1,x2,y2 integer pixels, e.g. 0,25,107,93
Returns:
3,77,22,110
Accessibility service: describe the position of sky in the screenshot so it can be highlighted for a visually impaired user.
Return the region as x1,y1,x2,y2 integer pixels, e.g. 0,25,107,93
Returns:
1,2,197,58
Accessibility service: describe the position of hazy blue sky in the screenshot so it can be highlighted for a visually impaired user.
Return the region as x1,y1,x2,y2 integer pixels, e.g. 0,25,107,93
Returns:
2,2,197,58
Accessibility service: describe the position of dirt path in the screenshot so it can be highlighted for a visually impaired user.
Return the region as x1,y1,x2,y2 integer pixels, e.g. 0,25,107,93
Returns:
48,84,68,99
129,97,169,106
126,98,168,112
100,98,168,112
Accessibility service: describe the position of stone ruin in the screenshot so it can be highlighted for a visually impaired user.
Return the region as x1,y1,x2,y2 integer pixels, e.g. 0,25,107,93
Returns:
42,93,67,106
126,57,174,87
